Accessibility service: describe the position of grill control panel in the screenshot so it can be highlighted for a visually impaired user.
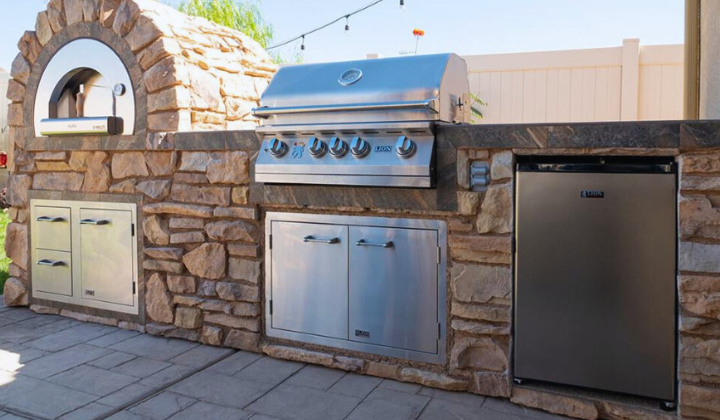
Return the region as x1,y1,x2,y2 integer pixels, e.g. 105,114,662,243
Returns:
255,131,434,188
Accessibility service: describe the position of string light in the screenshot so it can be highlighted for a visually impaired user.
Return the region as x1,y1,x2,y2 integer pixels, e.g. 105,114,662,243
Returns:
400,0,405,10
267,0,403,51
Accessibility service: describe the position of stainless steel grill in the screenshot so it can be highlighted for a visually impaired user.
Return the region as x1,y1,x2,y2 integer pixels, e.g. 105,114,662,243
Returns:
254,53,470,188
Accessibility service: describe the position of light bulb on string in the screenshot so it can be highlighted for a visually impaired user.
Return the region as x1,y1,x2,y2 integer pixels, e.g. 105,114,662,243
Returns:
399,0,405,10
345,16,350,35
301,35,305,51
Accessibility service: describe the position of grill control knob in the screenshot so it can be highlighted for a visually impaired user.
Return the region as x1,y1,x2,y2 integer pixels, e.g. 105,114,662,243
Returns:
328,137,348,158
350,137,370,158
395,135,416,158
268,138,288,157
307,137,327,157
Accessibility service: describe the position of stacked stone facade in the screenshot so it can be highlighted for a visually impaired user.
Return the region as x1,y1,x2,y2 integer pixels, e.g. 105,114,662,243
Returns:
4,1,720,420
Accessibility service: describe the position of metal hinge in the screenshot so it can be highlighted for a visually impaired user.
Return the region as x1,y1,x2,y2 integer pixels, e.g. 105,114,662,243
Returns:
437,247,441,264
132,282,136,295
269,234,272,250
269,300,273,315
438,323,442,339
131,223,135,237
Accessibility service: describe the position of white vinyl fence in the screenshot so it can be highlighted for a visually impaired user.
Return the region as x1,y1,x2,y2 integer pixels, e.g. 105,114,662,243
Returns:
465,39,684,124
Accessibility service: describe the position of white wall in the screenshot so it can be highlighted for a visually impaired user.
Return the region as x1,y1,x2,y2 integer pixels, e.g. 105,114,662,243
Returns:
465,39,684,124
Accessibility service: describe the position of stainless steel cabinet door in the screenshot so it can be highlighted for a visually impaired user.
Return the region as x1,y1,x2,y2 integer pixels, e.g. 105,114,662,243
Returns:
34,249,72,296
349,226,439,354
33,206,71,251
271,221,349,339
79,208,134,306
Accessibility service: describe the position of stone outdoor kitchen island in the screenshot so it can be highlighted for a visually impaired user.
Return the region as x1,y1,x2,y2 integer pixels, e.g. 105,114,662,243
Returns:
4,1,720,420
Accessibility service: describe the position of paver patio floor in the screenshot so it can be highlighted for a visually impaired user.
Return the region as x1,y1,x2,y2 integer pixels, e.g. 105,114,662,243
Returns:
0,304,568,420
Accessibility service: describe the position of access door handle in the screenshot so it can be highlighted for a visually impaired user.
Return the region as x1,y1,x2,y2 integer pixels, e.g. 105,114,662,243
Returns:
303,235,340,244
356,239,394,248
80,218,110,225
36,216,65,222
37,259,66,267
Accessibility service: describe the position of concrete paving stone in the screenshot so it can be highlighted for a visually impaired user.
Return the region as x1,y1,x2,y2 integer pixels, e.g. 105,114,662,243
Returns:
377,378,423,394
97,383,158,408
48,364,139,397
129,392,196,420
111,357,172,378
418,398,525,420
418,386,486,408
167,401,251,420
109,335,199,361
167,345,235,369
0,414,33,420
346,397,418,420
0,309,38,321
138,364,196,388
106,411,152,420
26,322,117,352
283,365,346,390
327,373,382,399
0,318,77,344
170,370,275,409
233,357,304,386
87,330,141,348
87,351,137,369
0,344,48,372
348,387,430,420
20,344,112,379
205,351,262,376
59,402,117,420
0,317,16,327
247,384,361,420
0,373,98,419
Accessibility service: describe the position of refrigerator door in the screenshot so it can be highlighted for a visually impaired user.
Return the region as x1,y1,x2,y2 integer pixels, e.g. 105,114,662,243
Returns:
515,170,676,401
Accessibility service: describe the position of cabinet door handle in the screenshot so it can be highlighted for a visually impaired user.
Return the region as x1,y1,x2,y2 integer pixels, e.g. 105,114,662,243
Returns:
356,239,394,248
303,235,340,244
37,259,66,267
36,216,65,222
80,218,110,225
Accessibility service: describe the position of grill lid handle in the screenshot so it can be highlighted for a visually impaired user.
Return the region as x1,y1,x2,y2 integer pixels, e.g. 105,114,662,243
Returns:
253,98,439,118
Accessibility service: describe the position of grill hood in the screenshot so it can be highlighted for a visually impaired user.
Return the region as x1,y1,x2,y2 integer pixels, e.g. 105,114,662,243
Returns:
254,53,470,127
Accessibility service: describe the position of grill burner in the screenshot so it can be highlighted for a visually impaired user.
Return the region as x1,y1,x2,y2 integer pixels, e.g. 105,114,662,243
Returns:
254,54,470,188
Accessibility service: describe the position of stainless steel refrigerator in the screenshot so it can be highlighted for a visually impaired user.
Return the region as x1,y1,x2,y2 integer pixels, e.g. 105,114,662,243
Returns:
514,159,677,404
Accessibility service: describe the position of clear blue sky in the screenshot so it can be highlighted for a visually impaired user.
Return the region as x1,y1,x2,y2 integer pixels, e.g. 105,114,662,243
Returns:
0,0,684,70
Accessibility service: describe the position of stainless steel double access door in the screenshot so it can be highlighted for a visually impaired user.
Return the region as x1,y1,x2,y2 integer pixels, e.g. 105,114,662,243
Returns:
266,213,447,364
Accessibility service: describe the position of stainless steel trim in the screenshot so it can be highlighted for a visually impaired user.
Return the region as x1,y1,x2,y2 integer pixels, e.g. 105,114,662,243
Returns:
255,121,434,134
303,235,340,244
265,212,447,364
255,173,432,188
79,218,110,225
37,259,66,267
253,99,439,118
37,216,65,222
355,239,393,248
38,116,122,136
